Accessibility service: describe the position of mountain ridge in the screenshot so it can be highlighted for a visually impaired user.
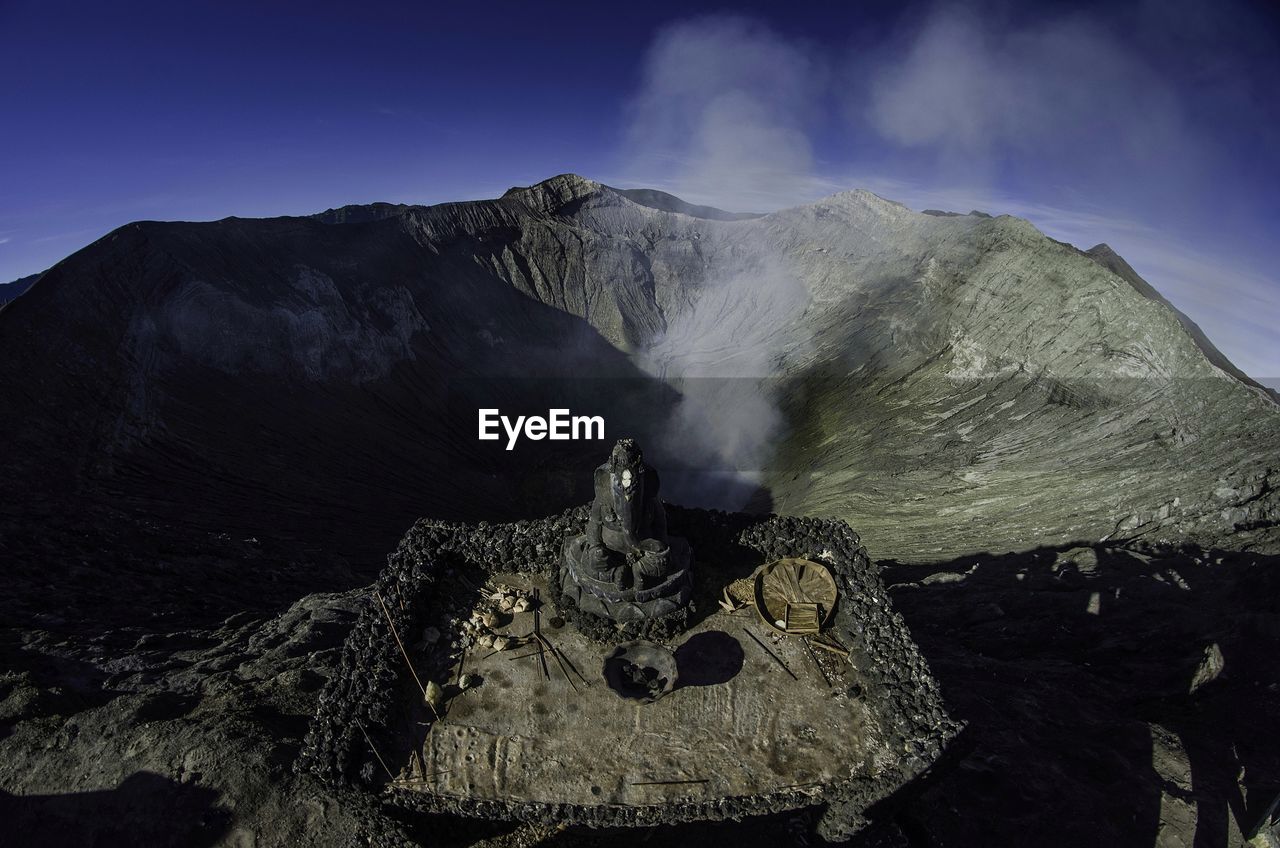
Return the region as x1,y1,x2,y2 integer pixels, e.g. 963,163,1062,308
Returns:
0,174,1275,564
1083,242,1277,401
0,272,41,305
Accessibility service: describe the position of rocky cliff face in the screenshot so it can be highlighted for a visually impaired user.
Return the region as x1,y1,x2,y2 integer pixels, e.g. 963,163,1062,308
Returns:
2,175,1278,846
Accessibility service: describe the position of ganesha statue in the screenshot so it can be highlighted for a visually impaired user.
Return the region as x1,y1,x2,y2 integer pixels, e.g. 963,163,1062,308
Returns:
557,439,692,623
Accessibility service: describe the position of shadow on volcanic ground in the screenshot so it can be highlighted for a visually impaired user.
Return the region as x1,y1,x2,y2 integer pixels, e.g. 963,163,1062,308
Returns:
880,543,1280,848
0,771,230,847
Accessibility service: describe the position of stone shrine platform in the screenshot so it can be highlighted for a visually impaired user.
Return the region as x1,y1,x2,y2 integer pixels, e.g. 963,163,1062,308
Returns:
406,570,879,810
298,505,961,841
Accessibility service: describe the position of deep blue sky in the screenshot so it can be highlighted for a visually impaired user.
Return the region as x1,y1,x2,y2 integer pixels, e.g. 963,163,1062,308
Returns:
2,0,1278,381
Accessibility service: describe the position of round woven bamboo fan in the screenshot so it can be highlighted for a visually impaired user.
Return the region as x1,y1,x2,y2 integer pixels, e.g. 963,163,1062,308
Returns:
753,558,838,636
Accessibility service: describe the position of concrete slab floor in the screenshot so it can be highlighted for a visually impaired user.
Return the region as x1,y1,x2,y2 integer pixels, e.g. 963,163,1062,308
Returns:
396,572,889,811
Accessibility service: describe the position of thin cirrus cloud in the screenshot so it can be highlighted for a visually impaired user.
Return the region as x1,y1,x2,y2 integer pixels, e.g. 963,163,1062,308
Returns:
611,8,1279,386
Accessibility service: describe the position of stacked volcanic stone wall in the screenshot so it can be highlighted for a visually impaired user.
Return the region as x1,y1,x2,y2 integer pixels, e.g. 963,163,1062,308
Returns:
731,514,958,767
298,504,960,839
294,524,438,784
718,512,961,840
297,511,584,783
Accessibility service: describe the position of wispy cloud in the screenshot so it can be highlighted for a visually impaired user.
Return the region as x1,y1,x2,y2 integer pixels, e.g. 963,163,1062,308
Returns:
863,7,1192,177
31,228,102,244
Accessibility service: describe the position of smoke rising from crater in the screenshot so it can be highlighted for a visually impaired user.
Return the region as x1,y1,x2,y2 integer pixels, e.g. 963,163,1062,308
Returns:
622,16,824,212
620,17,821,509
638,252,811,509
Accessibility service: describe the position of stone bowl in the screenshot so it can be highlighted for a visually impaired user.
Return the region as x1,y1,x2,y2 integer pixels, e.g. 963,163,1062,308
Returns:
602,640,678,703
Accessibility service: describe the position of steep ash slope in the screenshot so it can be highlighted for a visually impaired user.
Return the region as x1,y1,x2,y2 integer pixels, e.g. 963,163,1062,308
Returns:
0,272,40,304
0,174,1276,564
753,195,1280,558
1084,242,1274,398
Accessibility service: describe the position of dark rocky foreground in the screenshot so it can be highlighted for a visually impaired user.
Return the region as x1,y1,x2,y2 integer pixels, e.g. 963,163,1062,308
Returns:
2,502,1277,846
298,507,957,840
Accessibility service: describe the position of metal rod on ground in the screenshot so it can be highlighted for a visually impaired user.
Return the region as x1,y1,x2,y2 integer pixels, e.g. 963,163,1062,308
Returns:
533,588,549,680
391,769,454,786
810,634,850,657
505,647,545,662
630,778,709,786
744,629,798,680
776,780,824,791
554,642,590,687
354,719,394,781
802,637,833,688
816,632,848,650
536,638,549,680
479,636,530,661
375,591,427,698
545,636,574,689
538,633,578,692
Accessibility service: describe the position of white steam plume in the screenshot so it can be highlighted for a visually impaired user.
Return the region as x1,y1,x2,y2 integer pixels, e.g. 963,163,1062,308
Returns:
621,15,824,211
620,17,820,508
639,252,810,509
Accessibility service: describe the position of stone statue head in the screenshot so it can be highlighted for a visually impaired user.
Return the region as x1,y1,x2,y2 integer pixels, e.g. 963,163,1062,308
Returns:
607,438,644,504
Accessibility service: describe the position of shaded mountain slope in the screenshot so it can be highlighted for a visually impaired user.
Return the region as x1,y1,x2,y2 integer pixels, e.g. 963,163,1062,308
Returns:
0,272,40,305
